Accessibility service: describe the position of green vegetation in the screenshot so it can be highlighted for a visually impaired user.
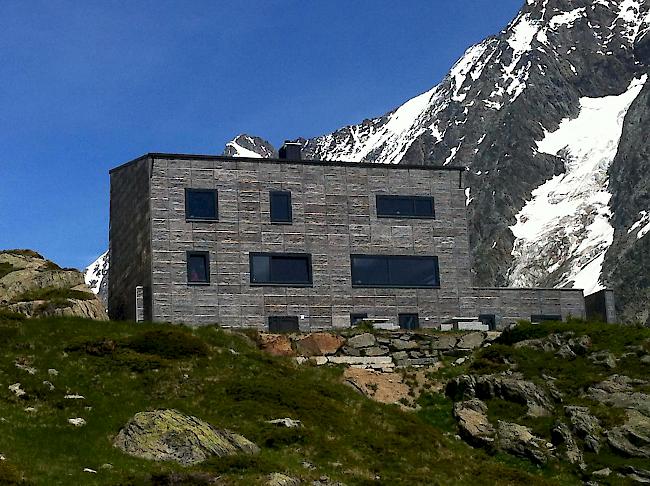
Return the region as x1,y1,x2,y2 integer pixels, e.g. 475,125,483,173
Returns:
0,262,17,279
0,315,573,485
12,286,95,304
0,249,44,259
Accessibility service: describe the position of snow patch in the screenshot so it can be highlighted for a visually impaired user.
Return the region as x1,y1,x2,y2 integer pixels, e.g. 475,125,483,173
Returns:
509,75,647,295
628,211,650,239
84,251,108,295
549,8,586,29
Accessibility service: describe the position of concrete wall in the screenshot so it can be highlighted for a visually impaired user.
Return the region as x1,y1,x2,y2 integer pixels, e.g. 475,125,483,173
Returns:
146,156,470,328
108,156,152,321
467,287,586,329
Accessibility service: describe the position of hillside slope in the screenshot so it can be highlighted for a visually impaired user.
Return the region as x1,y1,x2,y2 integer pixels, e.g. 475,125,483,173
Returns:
224,0,650,323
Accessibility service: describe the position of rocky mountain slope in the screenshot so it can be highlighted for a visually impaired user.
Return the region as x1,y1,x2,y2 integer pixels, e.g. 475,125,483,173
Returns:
224,0,650,323
1,250,107,320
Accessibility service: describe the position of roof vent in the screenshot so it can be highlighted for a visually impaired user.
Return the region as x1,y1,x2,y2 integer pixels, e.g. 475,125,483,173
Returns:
279,141,302,161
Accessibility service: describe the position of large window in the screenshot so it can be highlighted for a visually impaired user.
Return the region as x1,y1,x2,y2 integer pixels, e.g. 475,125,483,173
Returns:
350,255,440,288
187,251,210,284
268,316,300,333
376,195,435,218
185,189,218,221
250,253,312,286
270,191,292,223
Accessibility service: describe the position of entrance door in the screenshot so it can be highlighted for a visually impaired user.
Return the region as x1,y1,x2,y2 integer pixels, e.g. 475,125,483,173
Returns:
399,313,419,330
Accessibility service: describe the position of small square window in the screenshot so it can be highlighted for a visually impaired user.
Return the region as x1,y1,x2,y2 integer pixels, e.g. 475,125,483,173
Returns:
270,191,292,223
185,189,218,221
399,313,419,330
187,251,210,284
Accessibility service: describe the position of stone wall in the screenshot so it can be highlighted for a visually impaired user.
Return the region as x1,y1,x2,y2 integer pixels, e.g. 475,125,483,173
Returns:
145,155,470,328
108,156,152,321
464,287,586,329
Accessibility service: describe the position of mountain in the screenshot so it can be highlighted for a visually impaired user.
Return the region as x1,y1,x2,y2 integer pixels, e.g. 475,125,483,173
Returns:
225,0,650,323
85,251,108,306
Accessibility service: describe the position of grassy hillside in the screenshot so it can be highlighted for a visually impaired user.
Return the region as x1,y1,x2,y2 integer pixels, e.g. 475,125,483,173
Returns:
0,313,577,485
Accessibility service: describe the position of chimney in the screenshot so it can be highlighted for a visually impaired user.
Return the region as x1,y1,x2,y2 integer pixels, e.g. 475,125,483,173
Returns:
279,141,302,161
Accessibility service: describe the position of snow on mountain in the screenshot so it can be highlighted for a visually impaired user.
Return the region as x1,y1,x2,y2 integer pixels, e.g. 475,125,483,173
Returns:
628,211,650,239
509,75,648,294
223,134,275,158
84,251,108,305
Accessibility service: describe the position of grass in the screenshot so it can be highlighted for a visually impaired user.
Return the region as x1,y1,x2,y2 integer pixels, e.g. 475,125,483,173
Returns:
0,262,17,280
12,286,95,304
0,315,575,486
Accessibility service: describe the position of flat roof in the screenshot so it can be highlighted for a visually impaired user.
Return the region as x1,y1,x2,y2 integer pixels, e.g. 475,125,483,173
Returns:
109,152,468,174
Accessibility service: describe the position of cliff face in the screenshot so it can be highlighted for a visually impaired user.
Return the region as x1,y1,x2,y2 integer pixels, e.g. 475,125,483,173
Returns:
224,0,650,322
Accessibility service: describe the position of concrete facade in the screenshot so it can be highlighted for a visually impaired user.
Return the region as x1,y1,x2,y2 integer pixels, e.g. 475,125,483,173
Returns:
109,153,589,329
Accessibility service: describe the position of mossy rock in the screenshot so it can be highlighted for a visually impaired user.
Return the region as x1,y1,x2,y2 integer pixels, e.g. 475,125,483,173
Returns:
113,409,260,465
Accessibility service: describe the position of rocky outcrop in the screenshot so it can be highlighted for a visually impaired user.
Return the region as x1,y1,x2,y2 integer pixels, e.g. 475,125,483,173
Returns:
551,422,583,465
607,410,650,458
452,399,495,448
113,409,259,465
295,333,345,356
565,406,602,453
514,332,592,358
0,250,107,320
446,374,554,417
343,368,411,406
496,421,552,465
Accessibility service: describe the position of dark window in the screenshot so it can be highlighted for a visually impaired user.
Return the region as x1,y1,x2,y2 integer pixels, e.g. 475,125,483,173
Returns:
250,253,312,286
479,314,497,330
350,255,440,288
187,251,210,284
185,189,218,221
376,195,435,218
531,314,562,323
350,313,368,325
270,191,292,223
399,313,420,330
269,316,300,333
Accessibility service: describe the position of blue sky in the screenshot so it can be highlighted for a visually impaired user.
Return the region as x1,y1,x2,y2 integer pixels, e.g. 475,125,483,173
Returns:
0,0,523,269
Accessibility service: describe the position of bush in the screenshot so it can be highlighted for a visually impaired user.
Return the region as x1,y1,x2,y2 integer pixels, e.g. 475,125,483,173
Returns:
496,322,552,345
124,329,209,359
0,262,17,279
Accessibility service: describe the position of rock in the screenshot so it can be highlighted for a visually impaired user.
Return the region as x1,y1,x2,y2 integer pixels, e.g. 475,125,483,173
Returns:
606,409,650,458
452,399,496,447
568,335,592,355
83,468,97,474
364,346,389,356
551,422,583,464
8,383,25,398
621,466,650,483
589,351,617,369
42,381,55,391
446,374,553,416
588,375,650,416
340,346,361,356
342,368,410,406
641,355,650,365
457,332,485,350
267,473,300,486
267,418,302,428
0,250,108,319
565,406,601,452
431,335,458,350
392,351,408,361
48,368,59,376
389,339,419,351
68,417,86,427
295,333,344,357
592,468,611,477
454,357,467,366
555,344,576,360
346,333,376,348
496,421,552,465
259,334,294,357
113,409,259,465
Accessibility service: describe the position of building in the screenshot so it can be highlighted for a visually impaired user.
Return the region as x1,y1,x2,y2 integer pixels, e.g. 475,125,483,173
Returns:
108,145,612,330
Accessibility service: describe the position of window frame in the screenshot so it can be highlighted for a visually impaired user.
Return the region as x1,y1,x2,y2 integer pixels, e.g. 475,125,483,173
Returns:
249,252,313,287
269,190,293,224
399,313,420,330
350,254,440,289
375,195,435,219
186,250,210,285
185,188,219,222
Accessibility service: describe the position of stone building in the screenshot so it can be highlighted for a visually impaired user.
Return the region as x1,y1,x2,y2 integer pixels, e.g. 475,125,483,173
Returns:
108,145,612,330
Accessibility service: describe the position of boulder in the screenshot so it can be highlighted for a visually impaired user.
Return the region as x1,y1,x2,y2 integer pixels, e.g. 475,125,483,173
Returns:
267,473,300,486
346,333,376,348
551,422,583,465
259,334,294,357
389,339,419,351
431,335,458,350
364,346,389,356
588,375,650,416
342,368,410,406
606,410,650,458
565,406,601,452
113,409,259,465
452,399,496,448
589,351,617,369
496,421,552,465
295,333,344,356
457,332,485,350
